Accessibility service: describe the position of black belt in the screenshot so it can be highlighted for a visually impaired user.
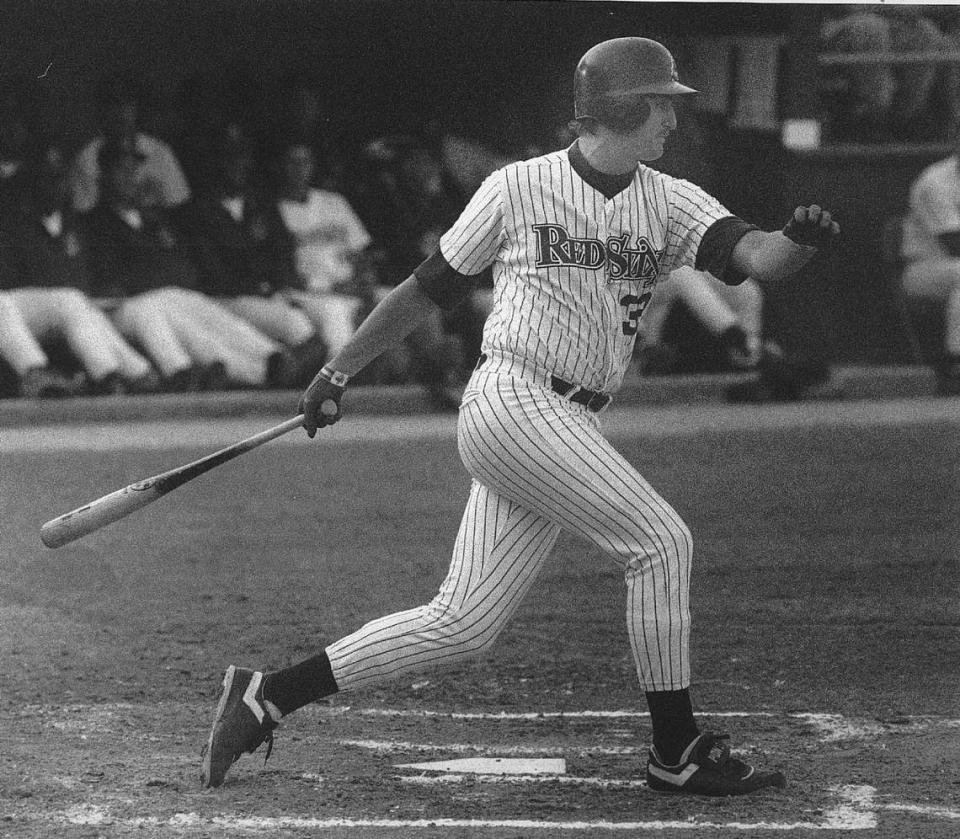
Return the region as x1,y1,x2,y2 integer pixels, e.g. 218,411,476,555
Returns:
475,354,611,412
549,376,611,412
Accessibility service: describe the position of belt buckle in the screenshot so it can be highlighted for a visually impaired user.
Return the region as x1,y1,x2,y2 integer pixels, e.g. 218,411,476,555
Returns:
587,391,610,412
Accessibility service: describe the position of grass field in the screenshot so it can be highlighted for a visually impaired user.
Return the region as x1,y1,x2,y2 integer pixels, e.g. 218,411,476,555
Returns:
1,396,959,837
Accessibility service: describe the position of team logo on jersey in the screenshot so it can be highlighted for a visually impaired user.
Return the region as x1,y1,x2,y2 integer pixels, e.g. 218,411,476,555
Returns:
533,224,662,282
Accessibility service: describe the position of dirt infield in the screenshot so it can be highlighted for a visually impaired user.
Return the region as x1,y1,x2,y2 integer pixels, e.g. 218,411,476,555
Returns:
2,398,959,837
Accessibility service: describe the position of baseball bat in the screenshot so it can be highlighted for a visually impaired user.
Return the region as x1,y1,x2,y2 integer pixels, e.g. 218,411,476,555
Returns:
40,414,310,549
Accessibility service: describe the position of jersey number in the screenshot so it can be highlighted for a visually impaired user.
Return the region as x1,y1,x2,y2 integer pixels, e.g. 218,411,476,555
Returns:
620,293,652,336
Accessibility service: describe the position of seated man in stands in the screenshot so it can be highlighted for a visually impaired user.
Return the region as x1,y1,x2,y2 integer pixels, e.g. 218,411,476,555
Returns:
82,137,294,391
352,136,481,406
260,68,351,193
69,73,191,213
638,266,833,403
175,122,326,386
265,137,376,364
0,138,156,397
0,83,40,226
637,266,765,373
901,127,960,394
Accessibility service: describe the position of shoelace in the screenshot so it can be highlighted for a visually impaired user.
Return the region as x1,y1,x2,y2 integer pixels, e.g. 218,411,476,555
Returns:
703,733,752,777
229,723,275,765
261,729,275,764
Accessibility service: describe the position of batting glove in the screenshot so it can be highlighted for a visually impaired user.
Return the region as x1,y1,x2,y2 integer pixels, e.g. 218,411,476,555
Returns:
782,205,840,248
299,366,349,438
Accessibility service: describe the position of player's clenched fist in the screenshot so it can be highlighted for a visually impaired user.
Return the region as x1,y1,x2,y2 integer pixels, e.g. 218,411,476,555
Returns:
299,366,349,438
782,205,840,248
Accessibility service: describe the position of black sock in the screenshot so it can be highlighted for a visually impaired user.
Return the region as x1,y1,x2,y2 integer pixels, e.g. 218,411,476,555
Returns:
645,688,700,765
261,652,339,717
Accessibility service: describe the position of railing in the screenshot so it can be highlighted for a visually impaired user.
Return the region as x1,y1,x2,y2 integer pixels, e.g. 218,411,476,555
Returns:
818,50,960,67
808,49,960,153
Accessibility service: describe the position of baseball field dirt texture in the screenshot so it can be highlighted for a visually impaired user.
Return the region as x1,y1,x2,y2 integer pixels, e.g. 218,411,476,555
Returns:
1,392,958,838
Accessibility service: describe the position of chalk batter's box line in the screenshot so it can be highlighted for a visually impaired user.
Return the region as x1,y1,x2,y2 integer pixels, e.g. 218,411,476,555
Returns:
46,786,882,831
326,707,951,743
43,786,960,832
27,707,960,832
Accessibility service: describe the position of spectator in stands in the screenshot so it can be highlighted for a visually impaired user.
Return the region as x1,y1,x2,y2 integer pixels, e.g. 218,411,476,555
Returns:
901,125,960,394
637,267,764,373
638,266,834,402
422,112,513,201
821,5,954,141
162,72,226,195
266,137,376,363
69,73,191,213
353,135,478,407
164,66,265,194
0,80,42,225
0,138,158,397
83,137,294,391
175,121,327,384
260,68,350,193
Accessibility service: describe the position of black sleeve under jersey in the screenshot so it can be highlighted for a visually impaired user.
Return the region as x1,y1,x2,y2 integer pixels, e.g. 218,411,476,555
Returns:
694,216,759,286
413,248,479,310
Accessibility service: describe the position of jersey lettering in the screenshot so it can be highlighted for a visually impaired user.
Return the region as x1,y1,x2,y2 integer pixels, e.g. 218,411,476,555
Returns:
440,150,733,393
606,234,661,282
534,223,663,282
534,224,605,270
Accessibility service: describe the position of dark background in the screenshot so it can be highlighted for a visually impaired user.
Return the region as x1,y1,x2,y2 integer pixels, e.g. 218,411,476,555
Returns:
1,0,948,363
2,1,794,146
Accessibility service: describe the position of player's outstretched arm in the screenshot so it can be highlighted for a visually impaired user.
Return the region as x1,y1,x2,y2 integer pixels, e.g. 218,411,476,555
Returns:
299,275,440,436
731,205,840,282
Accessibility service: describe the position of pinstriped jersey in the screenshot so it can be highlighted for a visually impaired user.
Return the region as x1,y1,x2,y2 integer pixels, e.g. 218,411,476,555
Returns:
439,147,732,393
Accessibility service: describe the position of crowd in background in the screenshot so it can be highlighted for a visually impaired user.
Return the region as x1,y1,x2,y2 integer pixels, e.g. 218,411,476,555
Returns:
0,68,502,405
4,23,955,406
2,63,781,405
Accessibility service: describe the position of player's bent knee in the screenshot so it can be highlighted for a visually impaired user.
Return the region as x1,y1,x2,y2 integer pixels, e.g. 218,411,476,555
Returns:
671,520,694,572
421,601,511,658
623,517,693,579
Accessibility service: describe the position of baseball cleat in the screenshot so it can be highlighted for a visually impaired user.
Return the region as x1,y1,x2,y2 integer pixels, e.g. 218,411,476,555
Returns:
646,731,786,796
200,665,278,788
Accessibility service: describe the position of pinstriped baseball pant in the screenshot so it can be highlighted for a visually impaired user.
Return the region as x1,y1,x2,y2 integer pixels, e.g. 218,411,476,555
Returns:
326,373,693,692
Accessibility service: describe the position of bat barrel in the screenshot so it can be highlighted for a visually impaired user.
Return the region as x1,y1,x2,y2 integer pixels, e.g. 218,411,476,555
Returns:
40,483,161,548
39,415,305,549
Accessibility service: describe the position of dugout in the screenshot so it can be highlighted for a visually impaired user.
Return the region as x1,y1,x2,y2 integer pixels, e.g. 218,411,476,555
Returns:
3,1,954,365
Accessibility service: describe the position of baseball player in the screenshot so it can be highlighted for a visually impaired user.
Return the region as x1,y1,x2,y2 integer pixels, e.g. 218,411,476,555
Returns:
201,37,839,795
901,127,960,394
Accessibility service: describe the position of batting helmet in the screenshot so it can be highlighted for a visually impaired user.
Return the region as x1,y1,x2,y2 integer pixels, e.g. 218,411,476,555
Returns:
573,38,697,129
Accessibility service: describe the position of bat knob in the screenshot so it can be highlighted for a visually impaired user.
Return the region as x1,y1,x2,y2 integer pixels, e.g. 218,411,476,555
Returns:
320,399,339,417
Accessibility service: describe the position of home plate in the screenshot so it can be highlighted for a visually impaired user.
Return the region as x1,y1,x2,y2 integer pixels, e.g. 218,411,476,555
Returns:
396,757,567,775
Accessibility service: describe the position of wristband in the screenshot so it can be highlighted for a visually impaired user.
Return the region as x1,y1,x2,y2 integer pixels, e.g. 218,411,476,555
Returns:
319,366,350,388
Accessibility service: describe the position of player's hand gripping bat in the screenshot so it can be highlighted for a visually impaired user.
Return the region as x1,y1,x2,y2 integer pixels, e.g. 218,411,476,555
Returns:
40,412,321,549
